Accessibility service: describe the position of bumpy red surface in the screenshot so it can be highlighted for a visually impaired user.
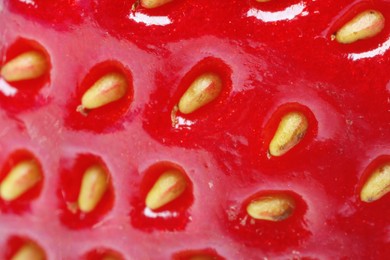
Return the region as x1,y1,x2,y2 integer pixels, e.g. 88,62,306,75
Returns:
0,0,389,259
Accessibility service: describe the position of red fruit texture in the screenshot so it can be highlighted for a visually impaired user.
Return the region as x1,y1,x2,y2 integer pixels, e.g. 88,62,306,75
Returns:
0,0,389,259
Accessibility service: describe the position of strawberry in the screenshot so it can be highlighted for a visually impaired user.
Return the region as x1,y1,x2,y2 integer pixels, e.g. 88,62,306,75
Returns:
0,0,389,259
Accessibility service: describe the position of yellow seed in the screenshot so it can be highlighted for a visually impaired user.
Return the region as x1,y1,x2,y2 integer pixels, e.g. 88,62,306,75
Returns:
0,161,42,201
11,242,45,260
145,170,187,210
360,163,390,202
1,51,48,82
334,10,385,44
246,194,295,221
141,0,173,9
78,165,109,213
102,255,120,260
189,255,215,260
178,73,223,114
269,112,308,157
256,0,271,2
80,72,128,110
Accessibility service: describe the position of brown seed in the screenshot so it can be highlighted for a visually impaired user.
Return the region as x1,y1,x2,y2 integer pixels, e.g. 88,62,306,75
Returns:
79,72,128,112
178,73,223,114
360,163,390,202
1,51,48,82
78,165,109,213
141,0,173,9
145,170,187,210
0,160,42,201
334,10,385,44
269,111,308,156
246,194,295,221
11,242,45,260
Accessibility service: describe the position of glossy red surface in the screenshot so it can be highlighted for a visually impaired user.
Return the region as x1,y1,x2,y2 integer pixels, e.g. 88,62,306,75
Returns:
0,0,389,259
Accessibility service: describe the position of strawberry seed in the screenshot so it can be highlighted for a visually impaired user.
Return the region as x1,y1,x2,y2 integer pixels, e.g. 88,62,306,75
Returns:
140,0,173,9
0,51,48,82
11,242,45,260
78,72,128,112
178,73,222,114
360,162,389,202
334,10,385,44
269,111,308,157
145,169,187,210
78,165,109,213
0,161,42,201
102,255,120,260
246,194,295,221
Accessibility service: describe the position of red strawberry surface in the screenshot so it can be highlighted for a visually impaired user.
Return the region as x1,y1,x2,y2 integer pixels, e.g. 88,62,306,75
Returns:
0,0,389,259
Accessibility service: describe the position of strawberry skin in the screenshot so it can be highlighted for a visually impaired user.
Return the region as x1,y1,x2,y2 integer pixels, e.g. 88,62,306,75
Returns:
0,0,389,259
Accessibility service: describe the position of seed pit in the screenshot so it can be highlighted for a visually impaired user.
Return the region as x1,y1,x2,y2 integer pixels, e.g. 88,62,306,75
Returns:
0,38,51,112
225,190,309,250
0,150,44,213
169,57,231,128
0,160,42,202
1,39,50,84
130,161,193,232
58,154,114,229
6,236,46,260
66,60,133,132
172,71,224,127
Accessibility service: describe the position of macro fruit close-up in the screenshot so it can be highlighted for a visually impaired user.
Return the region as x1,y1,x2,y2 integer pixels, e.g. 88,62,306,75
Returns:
0,0,389,259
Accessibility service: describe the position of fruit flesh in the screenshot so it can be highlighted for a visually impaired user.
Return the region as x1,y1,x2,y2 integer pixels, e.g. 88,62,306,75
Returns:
0,0,389,259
